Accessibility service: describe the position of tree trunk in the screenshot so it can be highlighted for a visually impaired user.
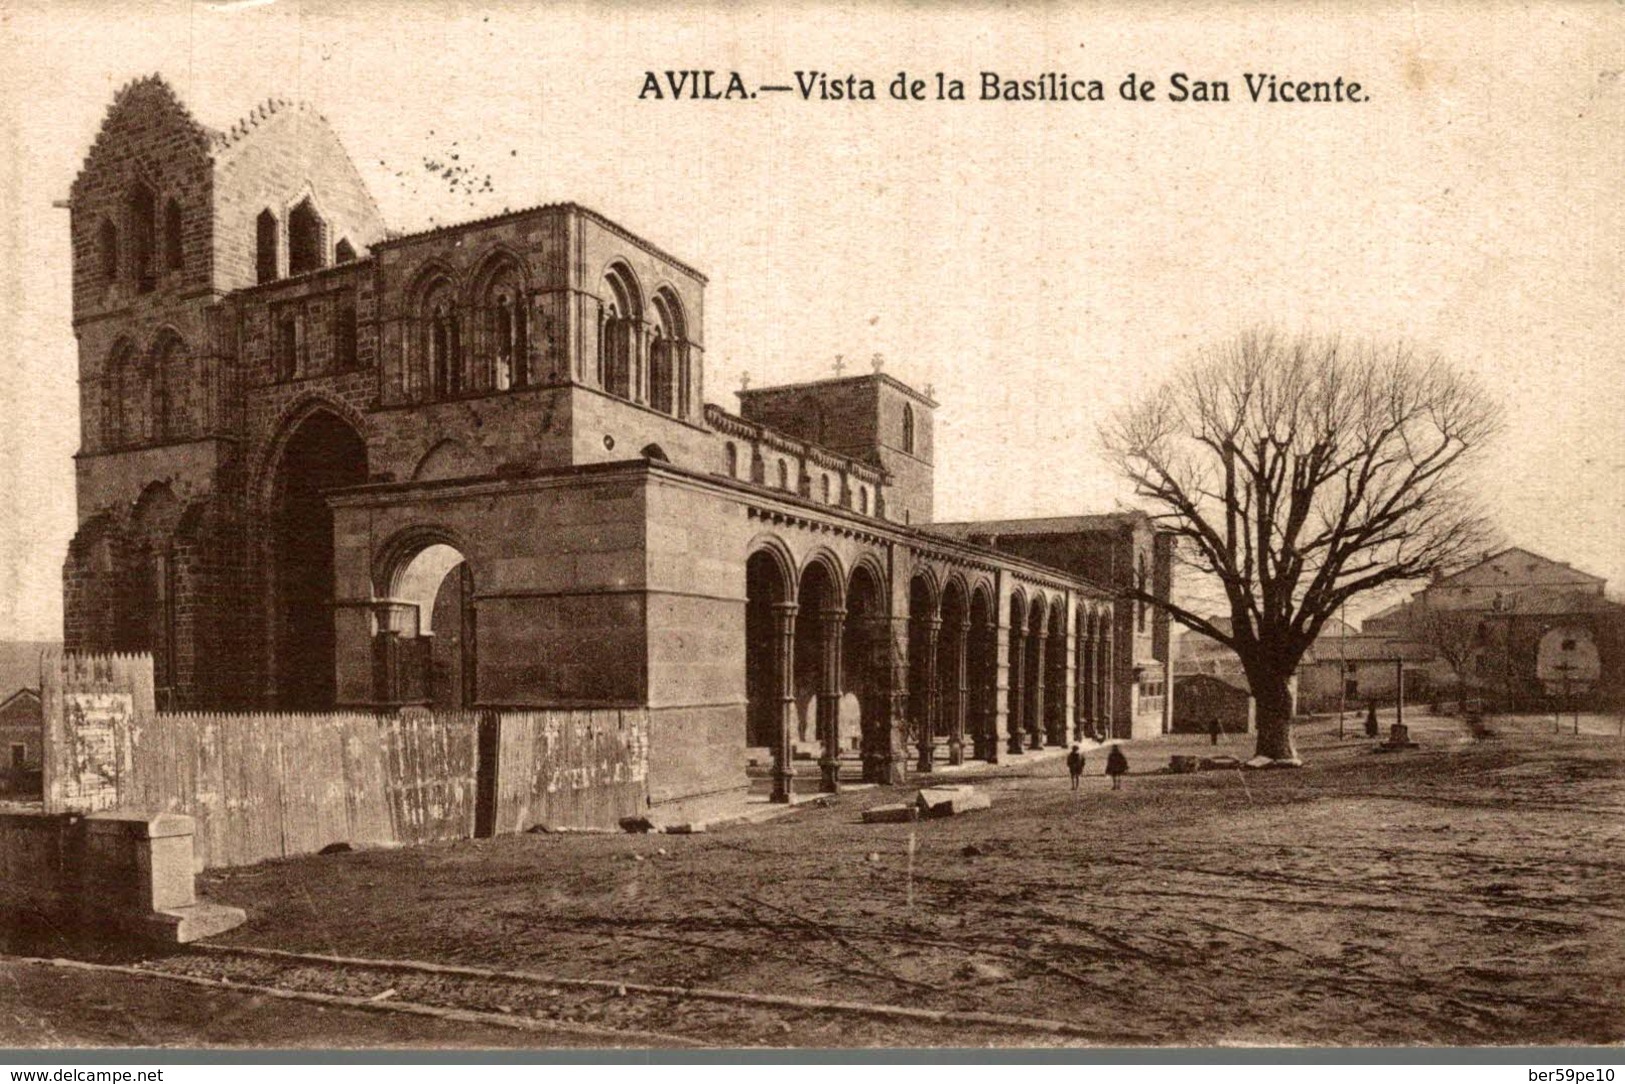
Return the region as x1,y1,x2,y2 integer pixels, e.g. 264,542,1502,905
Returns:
1252,672,1298,761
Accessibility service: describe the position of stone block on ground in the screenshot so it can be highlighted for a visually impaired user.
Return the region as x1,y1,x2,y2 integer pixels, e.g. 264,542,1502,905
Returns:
149,902,247,944
1244,755,1275,770
1199,756,1243,771
1169,755,1199,774
915,786,991,818
861,803,918,824
618,816,655,833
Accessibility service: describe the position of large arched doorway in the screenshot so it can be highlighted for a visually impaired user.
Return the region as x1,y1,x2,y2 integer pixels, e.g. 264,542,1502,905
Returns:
1044,603,1068,746
1024,595,1048,749
389,542,476,709
795,559,843,792
746,548,795,802
845,563,889,783
271,410,368,709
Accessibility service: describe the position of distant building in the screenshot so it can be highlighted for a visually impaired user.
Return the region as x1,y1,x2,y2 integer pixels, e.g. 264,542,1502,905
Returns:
1364,548,1624,711
0,688,43,796
1295,632,1435,714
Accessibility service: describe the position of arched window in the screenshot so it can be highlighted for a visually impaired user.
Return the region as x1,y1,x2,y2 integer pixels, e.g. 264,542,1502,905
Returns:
334,238,356,264
101,340,135,448
163,199,183,271
288,198,326,275
821,475,830,503
129,182,157,293
478,260,527,391
151,333,186,441
902,403,916,454
274,311,299,382
334,303,358,370
724,442,737,477
97,219,119,282
649,288,687,417
256,209,278,284
598,264,641,400
430,300,461,398
859,486,869,515
777,460,789,490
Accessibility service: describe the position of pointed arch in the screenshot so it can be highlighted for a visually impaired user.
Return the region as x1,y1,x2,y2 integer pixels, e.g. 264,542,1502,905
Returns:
287,195,328,275
255,208,279,284
468,247,531,391
163,198,183,271
148,327,189,442
101,337,137,449
649,286,688,417
598,261,643,399
128,179,157,293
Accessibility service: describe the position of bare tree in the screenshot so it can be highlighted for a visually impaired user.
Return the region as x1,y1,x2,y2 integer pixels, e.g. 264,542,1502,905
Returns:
1397,599,1483,708
1101,330,1501,759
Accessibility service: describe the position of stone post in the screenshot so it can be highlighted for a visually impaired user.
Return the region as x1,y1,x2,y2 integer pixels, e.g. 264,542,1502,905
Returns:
982,614,1001,763
770,601,799,803
948,617,970,765
1007,624,1027,755
1029,625,1048,749
817,605,846,793
1078,629,1093,741
916,617,942,772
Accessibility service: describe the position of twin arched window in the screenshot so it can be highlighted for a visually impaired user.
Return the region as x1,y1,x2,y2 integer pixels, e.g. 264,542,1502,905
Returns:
103,333,192,448
413,257,532,401
597,265,691,418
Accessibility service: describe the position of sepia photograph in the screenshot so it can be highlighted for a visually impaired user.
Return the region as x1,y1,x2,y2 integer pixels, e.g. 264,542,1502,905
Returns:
0,0,1621,1061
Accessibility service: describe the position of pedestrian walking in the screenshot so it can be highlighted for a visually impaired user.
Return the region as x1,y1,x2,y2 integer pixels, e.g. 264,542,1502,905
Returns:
1364,701,1380,739
1066,744,1086,790
1208,717,1222,746
1105,744,1129,791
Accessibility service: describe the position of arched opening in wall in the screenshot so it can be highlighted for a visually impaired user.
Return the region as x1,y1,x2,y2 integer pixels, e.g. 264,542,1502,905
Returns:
936,580,968,761
724,442,737,478
389,543,477,709
902,403,916,455
640,443,669,462
256,209,279,284
151,331,187,442
120,483,182,701
101,339,136,449
1044,604,1068,746
477,258,527,391
745,549,791,750
794,560,840,756
419,279,461,399
598,265,641,400
98,219,119,283
335,238,356,264
648,290,684,416
777,460,789,490
271,410,368,710
163,199,183,271
128,182,157,293
844,562,887,782
288,198,327,276
907,573,939,769
968,586,996,760
1024,596,1048,749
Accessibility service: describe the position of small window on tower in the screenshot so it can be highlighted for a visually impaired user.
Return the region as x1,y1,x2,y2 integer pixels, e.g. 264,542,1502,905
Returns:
97,220,119,282
902,403,916,454
335,238,356,264
275,314,299,381
256,210,279,284
288,198,326,275
335,304,358,370
163,199,183,271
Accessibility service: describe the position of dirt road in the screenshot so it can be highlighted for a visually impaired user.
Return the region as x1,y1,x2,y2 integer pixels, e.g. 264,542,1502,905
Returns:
8,720,1623,1048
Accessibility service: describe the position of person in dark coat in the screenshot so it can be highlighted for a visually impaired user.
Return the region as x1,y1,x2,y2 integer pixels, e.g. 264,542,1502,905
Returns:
1066,744,1086,790
1364,701,1380,739
1208,717,1222,746
1105,744,1129,790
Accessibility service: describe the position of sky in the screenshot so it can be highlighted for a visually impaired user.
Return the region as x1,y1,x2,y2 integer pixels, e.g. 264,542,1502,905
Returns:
1,0,1621,641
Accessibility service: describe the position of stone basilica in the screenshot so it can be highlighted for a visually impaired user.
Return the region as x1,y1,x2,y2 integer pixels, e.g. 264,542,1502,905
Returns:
64,76,1172,805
